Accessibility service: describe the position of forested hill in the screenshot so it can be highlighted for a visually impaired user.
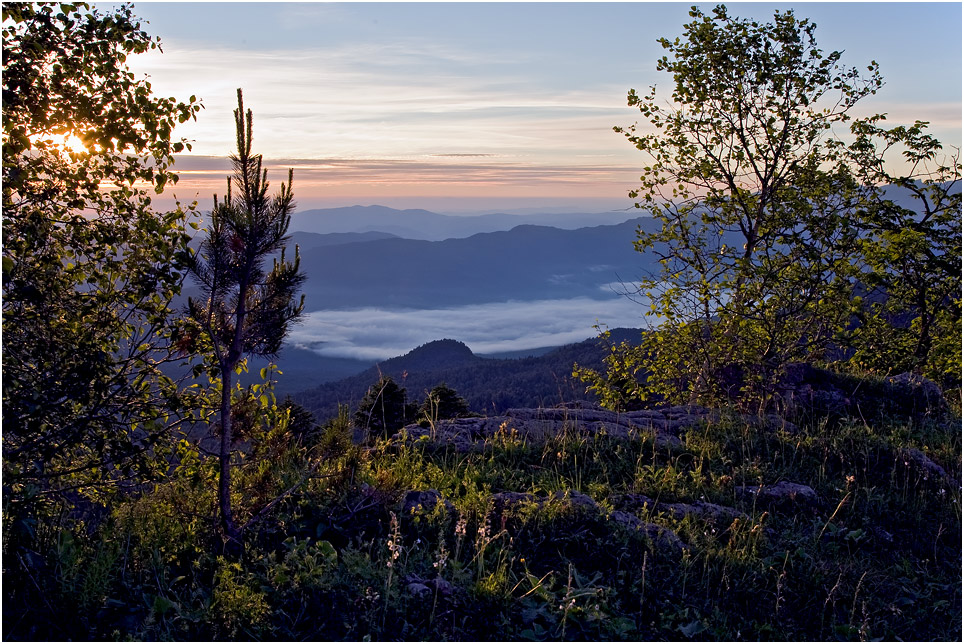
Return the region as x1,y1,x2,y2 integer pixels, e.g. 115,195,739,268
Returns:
290,204,635,241
291,217,660,309
291,329,643,421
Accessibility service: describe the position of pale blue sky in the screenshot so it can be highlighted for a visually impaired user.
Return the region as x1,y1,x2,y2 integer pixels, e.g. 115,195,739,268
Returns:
117,2,962,213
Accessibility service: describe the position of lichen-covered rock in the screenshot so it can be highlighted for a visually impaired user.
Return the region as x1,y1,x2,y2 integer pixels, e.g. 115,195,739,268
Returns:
623,409,668,423
395,404,703,452
490,490,602,523
753,414,800,434
776,363,950,421
405,581,431,597
736,481,819,510
402,574,457,597
430,577,456,597
609,510,686,553
887,372,948,415
663,500,747,525
661,405,713,419
898,447,949,481
549,490,599,513
617,493,747,526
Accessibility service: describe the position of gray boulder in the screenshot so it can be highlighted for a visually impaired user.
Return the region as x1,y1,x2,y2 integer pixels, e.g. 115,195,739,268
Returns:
395,404,704,453
898,447,949,481
618,493,747,526
405,581,432,597
402,574,457,597
609,510,686,553
887,372,948,416
736,481,819,510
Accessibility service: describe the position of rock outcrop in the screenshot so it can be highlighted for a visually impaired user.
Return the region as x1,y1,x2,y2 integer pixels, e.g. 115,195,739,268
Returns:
618,493,748,526
398,404,700,452
775,363,949,420
898,447,950,482
607,511,687,553
735,481,820,511
394,402,804,453
886,372,948,416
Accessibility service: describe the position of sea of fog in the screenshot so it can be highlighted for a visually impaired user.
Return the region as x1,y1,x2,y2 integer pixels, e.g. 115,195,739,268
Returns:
288,295,654,361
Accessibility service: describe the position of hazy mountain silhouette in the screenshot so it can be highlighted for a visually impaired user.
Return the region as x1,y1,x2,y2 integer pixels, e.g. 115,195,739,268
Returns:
182,217,661,312
295,217,662,310
240,341,572,398
289,230,400,249
290,204,637,241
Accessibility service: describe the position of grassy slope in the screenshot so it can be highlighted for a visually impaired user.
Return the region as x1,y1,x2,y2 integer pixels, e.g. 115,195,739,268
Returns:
349,412,961,641
76,399,961,641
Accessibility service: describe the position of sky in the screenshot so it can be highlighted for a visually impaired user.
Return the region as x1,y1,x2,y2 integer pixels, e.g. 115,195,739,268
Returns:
115,1,963,215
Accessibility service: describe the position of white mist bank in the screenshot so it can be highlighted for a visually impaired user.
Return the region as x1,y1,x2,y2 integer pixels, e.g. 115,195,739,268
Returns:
288,295,655,361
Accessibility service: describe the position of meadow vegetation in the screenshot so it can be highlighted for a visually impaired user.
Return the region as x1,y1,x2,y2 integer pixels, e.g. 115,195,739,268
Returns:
5,392,960,640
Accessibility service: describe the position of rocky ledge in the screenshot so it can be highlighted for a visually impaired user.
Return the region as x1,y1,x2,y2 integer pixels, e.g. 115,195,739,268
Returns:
393,402,799,453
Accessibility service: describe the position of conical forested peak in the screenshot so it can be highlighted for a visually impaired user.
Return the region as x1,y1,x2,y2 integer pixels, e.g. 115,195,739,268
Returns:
378,338,478,373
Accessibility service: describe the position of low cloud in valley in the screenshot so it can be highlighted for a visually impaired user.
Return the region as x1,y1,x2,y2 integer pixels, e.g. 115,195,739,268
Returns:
288,296,652,361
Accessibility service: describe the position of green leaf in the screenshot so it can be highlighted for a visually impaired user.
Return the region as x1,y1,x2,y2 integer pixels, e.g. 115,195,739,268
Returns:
316,540,337,562
679,620,707,639
152,594,178,617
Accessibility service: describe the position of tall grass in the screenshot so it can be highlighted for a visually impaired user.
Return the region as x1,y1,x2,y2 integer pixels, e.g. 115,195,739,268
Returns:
7,406,959,640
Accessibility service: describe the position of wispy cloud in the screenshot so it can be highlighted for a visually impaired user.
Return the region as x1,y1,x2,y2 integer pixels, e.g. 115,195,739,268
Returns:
287,295,652,361
128,40,638,163
431,153,498,158
128,2,959,212
164,153,643,208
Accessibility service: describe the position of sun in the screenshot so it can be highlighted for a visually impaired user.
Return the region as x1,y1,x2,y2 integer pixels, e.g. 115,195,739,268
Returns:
29,131,90,156
61,134,87,154
50,132,89,155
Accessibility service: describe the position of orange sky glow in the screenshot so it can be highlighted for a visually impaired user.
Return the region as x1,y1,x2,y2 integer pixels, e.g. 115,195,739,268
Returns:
117,2,960,215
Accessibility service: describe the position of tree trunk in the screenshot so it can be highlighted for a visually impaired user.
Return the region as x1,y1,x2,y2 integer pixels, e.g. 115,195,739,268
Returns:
912,309,934,373
218,365,243,557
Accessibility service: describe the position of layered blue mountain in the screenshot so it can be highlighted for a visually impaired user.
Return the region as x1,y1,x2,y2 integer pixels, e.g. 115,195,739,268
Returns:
182,211,662,395
183,210,659,312
290,204,637,241
294,217,663,310
289,230,400,247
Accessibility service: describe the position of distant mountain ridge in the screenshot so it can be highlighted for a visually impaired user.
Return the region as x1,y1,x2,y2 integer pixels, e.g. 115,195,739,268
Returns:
294,217,662,310
376,338,478,372
290,204,637,241
182,216,660,312
289,230,400,248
